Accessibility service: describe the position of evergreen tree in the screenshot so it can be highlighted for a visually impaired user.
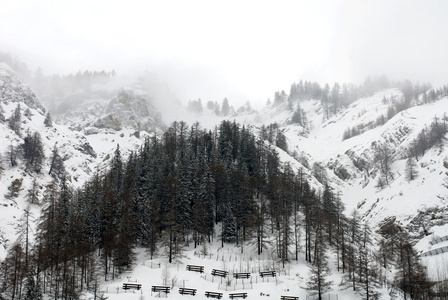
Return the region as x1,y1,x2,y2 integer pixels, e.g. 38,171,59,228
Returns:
7,144,18,167
357,222,379,300
16,207,34,271
405,157,418,181
306,221,333,300
8,104,22,136
0,102,5,123
44,112,53,127
23,267,42,300
330,82,341,113
394,236,431,299
22,131,45,173
2,242,25,299
0,152,4,178
48,144,65,178
6,178,23,199
26,178,40,204
221,98,230,116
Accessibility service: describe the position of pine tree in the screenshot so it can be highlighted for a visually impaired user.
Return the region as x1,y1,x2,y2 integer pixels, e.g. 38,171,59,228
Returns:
0,102,5,123
405,157,418,181
8,104,22,136
36,180,60,279
43,112,53,127
330,82,341,114
7,178,23,199
48,144,65,178
222,98,230,116
26,178,40,204
3,242,25,299
23,267,42,300
7,144,18,167
394,236,431,299
306,223,333,300
16,207,34,272
251,194,270,255
22,131,45,173
0,152,4,178
345,209,361,291
357,222,379,300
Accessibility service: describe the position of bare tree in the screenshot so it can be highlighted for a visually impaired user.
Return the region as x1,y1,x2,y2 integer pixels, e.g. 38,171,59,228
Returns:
7,144,18,167
374,142,394,187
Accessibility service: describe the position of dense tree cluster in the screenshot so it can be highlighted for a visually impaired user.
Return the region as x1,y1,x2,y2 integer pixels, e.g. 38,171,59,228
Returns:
33,68,115,96
409,115,448,161
189,98,237,117
283,76,392,119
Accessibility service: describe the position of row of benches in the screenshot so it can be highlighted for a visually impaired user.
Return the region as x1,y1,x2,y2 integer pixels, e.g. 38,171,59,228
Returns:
197,266,276,279
123,284,296,299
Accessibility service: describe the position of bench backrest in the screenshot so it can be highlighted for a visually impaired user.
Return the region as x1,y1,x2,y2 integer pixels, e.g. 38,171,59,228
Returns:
212,269,228,276
152,286,170,291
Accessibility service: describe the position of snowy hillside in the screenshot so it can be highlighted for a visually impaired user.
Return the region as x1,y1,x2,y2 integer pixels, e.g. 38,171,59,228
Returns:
281,91,448,234
0,64,152,260
2,60,448,300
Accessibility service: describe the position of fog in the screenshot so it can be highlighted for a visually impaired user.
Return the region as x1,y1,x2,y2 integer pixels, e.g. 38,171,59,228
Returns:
1,0,447,108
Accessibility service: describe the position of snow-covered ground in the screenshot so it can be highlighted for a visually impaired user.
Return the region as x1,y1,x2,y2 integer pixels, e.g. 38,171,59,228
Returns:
87,240,393,300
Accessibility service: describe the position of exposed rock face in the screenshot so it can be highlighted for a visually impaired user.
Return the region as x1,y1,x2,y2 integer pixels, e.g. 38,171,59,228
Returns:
55,88,166,134
93,89,164,132
0,62,45,113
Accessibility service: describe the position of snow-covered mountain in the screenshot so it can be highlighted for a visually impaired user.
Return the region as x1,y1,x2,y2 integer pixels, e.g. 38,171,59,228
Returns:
1,61,448,299
0,64,153,259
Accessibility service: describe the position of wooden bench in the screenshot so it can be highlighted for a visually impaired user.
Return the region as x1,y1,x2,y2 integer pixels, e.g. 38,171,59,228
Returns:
123,283,142,290
212,269,228,277
259,270,276,277
281,296,298,300
205,291,223,299
152,286,170,293
179,287,197,295
229,292,247,299
233,272,251,279
187,264,204,273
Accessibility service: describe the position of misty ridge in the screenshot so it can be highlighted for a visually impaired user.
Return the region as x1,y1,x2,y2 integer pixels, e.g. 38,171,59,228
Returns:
2,51,447,126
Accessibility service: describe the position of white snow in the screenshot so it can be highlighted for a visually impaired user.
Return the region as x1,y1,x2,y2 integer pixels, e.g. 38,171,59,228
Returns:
87,243,392,300
1,63,446,299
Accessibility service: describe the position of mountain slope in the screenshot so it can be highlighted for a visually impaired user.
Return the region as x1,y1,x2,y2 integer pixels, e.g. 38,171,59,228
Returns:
0,64,152,260
280,90,448,236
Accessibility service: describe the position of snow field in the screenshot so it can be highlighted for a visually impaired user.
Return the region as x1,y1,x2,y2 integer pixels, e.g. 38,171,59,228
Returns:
87,239,397,300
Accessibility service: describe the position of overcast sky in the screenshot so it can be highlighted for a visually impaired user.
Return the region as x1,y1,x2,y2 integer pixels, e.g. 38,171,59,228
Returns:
1,0,447,108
